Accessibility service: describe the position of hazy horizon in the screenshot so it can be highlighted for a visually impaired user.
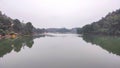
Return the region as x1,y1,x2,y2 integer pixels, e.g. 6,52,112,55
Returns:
0,0,120,28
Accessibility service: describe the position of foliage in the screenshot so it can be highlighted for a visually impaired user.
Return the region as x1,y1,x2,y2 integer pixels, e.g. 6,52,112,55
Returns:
76,28,82,34
77,9,120,35
45,28,77,33
12,19,22,33
0,29,5,36
33,28,45,34
0,11,44,36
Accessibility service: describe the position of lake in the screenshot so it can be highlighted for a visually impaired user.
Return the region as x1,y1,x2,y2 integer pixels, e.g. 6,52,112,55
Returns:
0,34,120,68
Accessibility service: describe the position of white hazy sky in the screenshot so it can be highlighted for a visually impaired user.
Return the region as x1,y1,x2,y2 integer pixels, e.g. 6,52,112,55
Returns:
0,0,120,28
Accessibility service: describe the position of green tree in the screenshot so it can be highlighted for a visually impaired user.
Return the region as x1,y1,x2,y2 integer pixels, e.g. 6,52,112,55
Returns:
13,19,22,33
24,22,34,35
0,29,5,36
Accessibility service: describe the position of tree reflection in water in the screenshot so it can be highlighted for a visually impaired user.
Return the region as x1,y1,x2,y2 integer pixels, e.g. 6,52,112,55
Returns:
0,35,45,58
82,35,120,56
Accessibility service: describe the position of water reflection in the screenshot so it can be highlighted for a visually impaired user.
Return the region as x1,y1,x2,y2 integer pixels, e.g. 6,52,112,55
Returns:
0,35,45,58
82,35,120,56
0,34,120,68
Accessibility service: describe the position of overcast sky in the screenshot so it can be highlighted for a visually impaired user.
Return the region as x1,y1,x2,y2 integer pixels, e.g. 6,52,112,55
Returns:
0,0,120,28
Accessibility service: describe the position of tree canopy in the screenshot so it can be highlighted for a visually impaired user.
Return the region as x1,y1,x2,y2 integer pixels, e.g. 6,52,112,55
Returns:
77,9,120,35
0,11,44,36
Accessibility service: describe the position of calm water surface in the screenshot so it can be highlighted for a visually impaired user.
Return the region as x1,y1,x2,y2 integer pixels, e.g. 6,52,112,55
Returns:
0,34,120,68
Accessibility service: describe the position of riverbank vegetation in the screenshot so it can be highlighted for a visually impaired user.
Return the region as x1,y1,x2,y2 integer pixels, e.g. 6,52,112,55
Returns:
0,11,44,39
77,9,120,35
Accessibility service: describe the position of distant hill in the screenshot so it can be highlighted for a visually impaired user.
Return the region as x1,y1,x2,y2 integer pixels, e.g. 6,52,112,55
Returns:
45,28,77,33
77,9,120,35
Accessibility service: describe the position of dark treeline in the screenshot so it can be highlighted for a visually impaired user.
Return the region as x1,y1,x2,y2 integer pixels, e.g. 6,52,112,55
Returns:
77,9,120,35
0,11,44,36
45,28,77,33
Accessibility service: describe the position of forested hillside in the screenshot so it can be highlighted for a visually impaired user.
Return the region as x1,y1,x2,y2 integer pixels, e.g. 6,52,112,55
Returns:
0,11,44,36
77,9,120,35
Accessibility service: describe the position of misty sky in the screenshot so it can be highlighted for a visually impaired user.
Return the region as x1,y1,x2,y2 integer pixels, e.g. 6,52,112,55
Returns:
0,0,120,28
